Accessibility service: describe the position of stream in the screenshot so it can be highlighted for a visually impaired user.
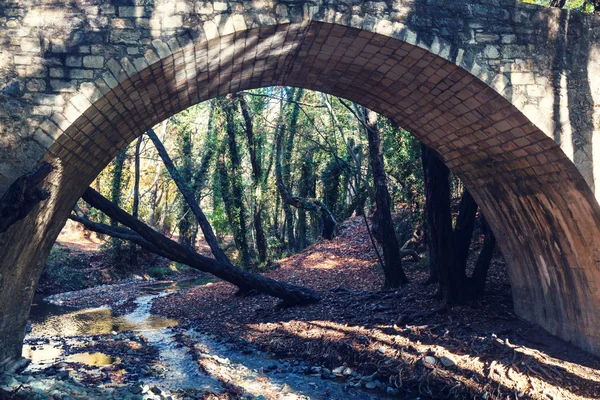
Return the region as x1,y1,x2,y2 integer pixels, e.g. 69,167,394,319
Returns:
2,278,384,399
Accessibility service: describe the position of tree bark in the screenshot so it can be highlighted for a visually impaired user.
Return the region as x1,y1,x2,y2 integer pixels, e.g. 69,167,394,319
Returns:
422,144,465,303
0,161,53,233
223,97,252,266
146,128,233,266
110,147,128,260
130,136,143,266
80,188,320,304
237,93,268,263
453,189,478,277
365,109,408,288
469,217,496,296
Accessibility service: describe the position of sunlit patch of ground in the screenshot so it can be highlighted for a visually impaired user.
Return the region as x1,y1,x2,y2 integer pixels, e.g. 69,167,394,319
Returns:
152,217,600,399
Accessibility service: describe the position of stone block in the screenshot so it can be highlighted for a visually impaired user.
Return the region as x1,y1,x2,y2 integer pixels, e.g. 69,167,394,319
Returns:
70,69,94,79
65,56,82,67
50,79,77,92
118,6,145,18
111,30,141,44
83,55,104,68
20,38,41,52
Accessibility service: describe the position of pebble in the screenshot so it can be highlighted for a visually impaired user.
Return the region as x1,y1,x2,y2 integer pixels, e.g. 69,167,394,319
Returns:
440,356,456,368
423,356,437,367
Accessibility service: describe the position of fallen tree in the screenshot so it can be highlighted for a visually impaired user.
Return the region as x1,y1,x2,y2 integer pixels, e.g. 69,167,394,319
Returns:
0,161,53,233
146,128,233,266
76,188,320,304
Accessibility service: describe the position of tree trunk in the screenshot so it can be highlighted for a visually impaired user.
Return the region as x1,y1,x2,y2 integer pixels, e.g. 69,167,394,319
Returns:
237,93,268,263
146,128,233,266
130,136,143,266
80,188,320,304
422,144,465,303
365,109,408,288
110,147,128,262
149,121,167,228
550,0,567,8
469,217,496,296
453,189,478,276
223,97,253,266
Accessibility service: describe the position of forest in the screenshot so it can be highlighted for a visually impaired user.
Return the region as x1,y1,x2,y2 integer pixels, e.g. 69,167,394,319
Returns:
66,86,495,305
1,0,600,399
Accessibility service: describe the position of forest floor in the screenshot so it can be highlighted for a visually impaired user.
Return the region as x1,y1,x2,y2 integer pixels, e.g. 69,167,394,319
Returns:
149,217,600,400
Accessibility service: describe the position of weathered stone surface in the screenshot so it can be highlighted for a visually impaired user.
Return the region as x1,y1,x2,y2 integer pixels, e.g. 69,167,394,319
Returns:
1,0,600,372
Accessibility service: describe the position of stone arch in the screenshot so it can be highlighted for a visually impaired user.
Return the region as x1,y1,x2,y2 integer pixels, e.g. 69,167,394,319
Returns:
1,2,600,369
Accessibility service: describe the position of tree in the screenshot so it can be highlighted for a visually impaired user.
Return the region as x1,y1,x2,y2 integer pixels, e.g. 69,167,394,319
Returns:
236,93,268,263
422,145,497,303
220,96,253,266
364,109,408,288
78,187,320,304
146,128,233,267
129,136,143,266
109,147,128,264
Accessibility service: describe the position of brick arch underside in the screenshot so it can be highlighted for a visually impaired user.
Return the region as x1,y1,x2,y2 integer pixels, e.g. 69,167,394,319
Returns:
35,21,600,355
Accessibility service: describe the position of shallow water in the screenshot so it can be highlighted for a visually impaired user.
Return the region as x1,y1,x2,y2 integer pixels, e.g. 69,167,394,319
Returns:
23,278,208,367
20,277,383,399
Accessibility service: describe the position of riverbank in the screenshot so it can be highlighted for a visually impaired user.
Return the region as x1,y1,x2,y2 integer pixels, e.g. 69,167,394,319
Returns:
151,217,600,400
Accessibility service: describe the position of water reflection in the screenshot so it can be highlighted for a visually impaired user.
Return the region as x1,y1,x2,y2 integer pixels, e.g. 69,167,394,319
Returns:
27,278,212,337
66,352,116,366
27,303,178,337
22,344,63,366
22,278,214,368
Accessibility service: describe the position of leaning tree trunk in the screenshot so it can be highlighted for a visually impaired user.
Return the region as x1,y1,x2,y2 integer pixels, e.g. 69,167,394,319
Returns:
365,109,408,288
422,144,466,304
80,188,319,304
146,128,233,266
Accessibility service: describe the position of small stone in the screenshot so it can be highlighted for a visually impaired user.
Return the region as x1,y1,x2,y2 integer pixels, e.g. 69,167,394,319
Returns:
395,314,410,326
423,356,437,367
440,356,456,368
266,362,278,370
342,367,353,376
150,386,161,394
387,387,400,395
365,381,377,389
332,366,344,376
377,346,386,354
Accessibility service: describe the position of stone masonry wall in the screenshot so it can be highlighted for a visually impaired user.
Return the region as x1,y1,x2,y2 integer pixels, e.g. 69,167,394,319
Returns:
0,0,599,196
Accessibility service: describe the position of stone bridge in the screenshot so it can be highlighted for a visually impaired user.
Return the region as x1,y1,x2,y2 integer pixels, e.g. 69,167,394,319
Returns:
1,0,600,369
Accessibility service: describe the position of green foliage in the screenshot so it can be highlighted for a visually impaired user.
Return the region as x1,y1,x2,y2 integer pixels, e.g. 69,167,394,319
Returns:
147,266,176,278
41,246,86,291
209,205,230,241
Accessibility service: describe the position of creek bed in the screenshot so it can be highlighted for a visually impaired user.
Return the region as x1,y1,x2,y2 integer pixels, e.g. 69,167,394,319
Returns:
1,278,383,399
